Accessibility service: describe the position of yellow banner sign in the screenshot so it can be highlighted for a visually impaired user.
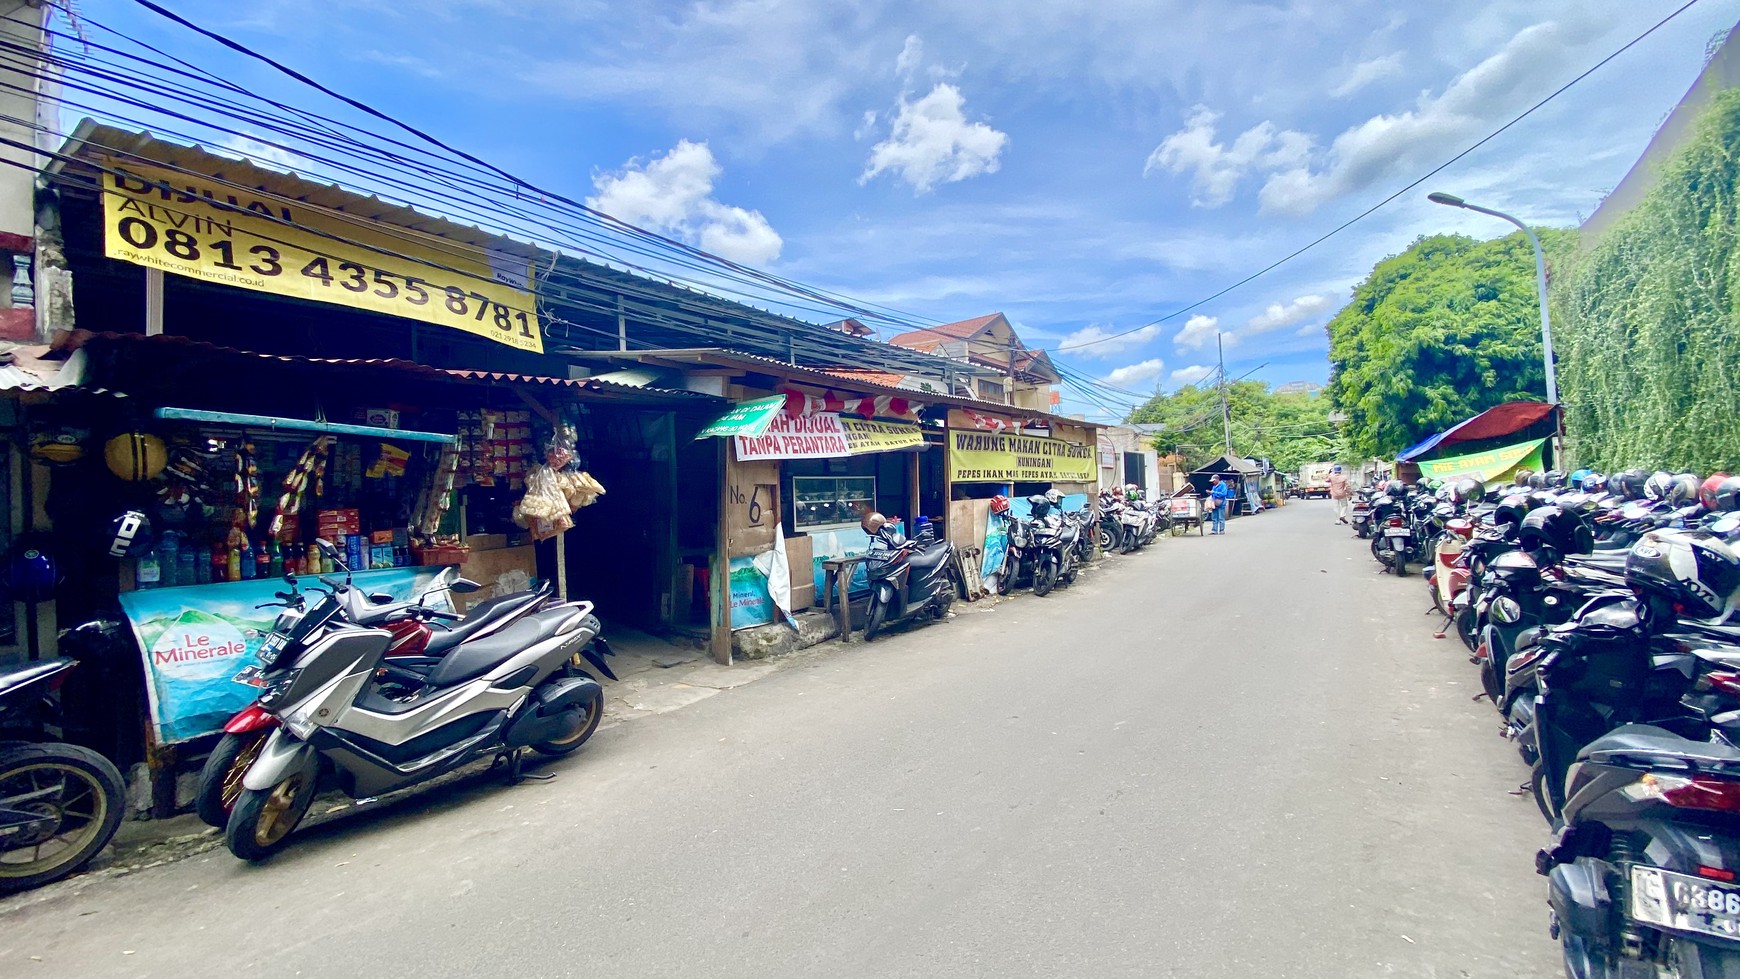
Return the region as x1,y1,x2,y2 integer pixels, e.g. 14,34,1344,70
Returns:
948,429,1095,483
100,162,542,353
840,418,925,455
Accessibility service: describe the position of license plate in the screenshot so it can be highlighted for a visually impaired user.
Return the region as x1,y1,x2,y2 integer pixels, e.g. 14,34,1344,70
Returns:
1631,865,1740,940
1384,527,1410,537
233,665,269,688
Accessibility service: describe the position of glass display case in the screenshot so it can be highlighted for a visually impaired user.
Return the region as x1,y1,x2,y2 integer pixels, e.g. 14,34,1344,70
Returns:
793,476,876,530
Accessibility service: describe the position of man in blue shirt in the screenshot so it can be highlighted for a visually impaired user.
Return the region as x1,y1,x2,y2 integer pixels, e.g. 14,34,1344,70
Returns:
1209,474,1236,534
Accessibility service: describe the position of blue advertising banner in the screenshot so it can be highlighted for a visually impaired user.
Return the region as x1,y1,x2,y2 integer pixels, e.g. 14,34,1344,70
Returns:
118,568,452,744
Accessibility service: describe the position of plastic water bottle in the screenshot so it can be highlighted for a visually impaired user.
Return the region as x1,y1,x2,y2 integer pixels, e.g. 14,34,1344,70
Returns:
157,533,180,588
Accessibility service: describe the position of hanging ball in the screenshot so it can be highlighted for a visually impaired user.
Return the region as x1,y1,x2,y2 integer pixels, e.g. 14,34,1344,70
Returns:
104,432,169,481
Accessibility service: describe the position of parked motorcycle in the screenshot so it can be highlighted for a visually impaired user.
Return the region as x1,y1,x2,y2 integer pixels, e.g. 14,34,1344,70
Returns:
0,658,126,892
863,512,959,640
220,540,607,859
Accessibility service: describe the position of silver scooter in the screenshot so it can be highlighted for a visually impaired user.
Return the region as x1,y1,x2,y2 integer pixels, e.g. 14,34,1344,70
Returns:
222,540,604,860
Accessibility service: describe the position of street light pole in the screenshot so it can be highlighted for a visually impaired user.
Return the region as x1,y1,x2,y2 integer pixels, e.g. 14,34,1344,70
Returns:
1427,191,1561,462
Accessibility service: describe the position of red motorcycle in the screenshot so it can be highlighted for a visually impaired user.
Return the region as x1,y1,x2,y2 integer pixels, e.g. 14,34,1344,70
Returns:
193,567,608,827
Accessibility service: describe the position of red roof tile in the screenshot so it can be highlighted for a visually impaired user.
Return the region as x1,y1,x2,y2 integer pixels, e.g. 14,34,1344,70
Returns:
888,313,1003,349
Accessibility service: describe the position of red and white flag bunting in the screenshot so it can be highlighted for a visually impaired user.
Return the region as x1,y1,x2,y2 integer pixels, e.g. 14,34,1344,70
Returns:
781,388,923,420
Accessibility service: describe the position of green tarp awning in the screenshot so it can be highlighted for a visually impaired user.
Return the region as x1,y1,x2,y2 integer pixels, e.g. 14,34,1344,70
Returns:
694,395,786,439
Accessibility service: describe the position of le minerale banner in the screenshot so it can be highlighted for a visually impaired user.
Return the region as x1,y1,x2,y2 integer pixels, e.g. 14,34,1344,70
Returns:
1415,438,1547,482
948,429,1095,483
734,413,925,461
100,162,543,353
118,568,451,743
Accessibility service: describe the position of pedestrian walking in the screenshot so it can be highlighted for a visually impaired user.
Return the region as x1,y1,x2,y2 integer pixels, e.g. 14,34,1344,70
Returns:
1329,465,1352,524
1208,474,1235,534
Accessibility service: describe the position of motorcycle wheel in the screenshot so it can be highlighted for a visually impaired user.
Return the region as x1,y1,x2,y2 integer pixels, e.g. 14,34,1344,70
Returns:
1667,936,1740,977
0,743,125,892
225,770,316,861
1098,524,1117,551
531,681,604,757
1478,661,1502,704
1120,529,1135,554
1355,522,1370,539
1455,606,1479,652
195,730,271,828
1390,550,1407,577
1033,557,1058,597
864,595,889,640
1531,765,1557,825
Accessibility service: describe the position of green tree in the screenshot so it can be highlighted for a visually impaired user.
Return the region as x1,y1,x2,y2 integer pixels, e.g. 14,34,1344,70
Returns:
1128,380,1338,473
1325,229,1573,459
1554,87,1740,473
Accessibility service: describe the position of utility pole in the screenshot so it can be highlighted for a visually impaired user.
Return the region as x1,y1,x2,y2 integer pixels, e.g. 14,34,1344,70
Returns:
1006,334,1017,405
1217,332,1232,455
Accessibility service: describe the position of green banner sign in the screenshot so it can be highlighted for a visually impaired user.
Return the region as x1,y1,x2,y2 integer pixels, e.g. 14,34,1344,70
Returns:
1415,438,1546,482
695,395,786,439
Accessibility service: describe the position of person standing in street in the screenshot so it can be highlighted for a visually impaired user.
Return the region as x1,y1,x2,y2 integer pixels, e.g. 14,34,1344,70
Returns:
1329,465,1352,524
1208,474,1235,534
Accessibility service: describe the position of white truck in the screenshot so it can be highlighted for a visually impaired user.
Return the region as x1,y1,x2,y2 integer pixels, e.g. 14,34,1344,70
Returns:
1297,462,1335,499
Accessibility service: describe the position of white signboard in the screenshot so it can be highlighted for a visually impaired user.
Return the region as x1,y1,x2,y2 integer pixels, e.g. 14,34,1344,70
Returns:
735,413,850,461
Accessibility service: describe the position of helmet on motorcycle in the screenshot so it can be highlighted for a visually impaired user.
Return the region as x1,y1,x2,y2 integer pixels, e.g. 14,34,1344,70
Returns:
106,509,153,559
1044,488,1063,505
1645,471,1675,501
1570,469,1593,490
1513,469,1534,487
1518,505,1594,557
988,494,1011,515
1627,530,1740,621
1494,494,1531,531
1716,476,1740,513
1544,470,1566,489
1666,472,1701,508
1701,474,1731,511
1617,469,1649,500
860,511,887,534
1027,493,1053,520
1526,471,1547,490
1580,471,1606,493
1452,477,1485,504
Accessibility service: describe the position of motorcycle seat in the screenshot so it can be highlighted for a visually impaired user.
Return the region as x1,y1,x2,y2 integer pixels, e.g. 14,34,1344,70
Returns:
423,607,579,688
1578,724,1740,767
0,657,74,700
905,545,952,571
1565,552,1628,572
422,585,552,657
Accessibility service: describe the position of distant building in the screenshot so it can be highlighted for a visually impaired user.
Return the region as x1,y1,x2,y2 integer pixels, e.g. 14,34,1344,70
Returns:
1274,381,1323,396
888,312,1061,410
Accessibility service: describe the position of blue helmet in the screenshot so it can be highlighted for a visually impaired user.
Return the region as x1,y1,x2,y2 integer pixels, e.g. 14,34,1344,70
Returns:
5,533,60,603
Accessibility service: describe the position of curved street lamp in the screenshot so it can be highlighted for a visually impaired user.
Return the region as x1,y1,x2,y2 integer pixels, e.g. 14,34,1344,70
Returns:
1428,191,1561,463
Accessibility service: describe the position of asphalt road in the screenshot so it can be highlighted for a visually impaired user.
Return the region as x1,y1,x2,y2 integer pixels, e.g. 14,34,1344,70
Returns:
0,500,1560,978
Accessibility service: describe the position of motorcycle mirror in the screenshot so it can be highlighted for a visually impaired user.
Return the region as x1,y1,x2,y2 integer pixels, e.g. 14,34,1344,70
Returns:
451,578,483,594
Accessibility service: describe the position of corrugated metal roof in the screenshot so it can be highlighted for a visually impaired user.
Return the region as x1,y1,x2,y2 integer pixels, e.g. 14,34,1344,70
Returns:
56,331,719,403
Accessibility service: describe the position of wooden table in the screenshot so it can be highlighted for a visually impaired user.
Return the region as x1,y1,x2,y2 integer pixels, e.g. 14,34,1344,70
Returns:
821,555,872,642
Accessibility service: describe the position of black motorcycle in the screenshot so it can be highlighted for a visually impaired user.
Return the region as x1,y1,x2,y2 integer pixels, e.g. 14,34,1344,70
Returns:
863,522,959,640
0,658,126,892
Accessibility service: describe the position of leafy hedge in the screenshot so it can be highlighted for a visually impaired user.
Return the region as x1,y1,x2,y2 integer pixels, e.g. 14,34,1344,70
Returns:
1555,86,1740,473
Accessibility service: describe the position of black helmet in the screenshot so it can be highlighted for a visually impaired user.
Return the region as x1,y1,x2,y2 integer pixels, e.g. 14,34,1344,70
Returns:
1627,530,1740,621
1518,505,1594,557
1026,493,1052,520
1544,470,1566,488
1494,493,1531,531
1525,471,1545,490
1645,471,1675,501
1616,469,1648,500
107,510,153,559
1718,476,1740,514
1452,477,1485,504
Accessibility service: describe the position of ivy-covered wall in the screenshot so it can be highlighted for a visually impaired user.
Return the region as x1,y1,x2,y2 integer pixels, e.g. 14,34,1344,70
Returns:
1556,87,1740,473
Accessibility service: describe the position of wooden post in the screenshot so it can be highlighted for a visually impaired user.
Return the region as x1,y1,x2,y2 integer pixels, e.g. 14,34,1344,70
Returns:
144,268,164,336
709,437,732,665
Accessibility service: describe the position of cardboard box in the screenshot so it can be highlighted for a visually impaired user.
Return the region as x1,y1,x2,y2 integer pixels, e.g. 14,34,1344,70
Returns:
364,408,400,429
784,534,814,612
370,529,396,545
789,582,815,613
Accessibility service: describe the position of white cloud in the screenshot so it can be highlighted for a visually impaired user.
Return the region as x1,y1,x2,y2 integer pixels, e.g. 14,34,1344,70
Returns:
1173,313,1221,351
213,133,302,172
1056,322,1164,358
1144,105,1312,208
1258,14,1606,216
1329,53,1404,98
862,83,1009,193
587,140,783,266
1105,358,1166,387
1246,294,1333,333
1170,365,1216,386
895,35,925,79
1296,321,1326,338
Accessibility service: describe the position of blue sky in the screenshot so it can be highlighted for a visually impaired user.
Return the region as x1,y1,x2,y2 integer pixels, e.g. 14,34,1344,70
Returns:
85,1,1740,421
